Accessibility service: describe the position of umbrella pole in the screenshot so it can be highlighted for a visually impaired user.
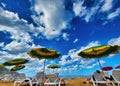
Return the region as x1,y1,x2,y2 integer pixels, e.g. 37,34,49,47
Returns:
43,59,46,83
97,58,102,69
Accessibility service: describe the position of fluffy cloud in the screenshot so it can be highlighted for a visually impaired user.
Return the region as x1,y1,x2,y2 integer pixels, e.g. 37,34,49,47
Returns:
101,0,113,12
3,41,31,54
62,33,70,41
108,36,120,45
0,42,4,47
73,0,102,22
107,8,120,20
86,60,105,69
73,0,120,23
31,0,73,39
0,7,34,43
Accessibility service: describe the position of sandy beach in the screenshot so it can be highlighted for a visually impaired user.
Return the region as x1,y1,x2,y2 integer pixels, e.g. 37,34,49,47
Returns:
0,78,93,86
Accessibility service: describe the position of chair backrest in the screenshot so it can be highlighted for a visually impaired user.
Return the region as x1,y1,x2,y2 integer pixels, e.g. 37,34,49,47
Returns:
35,72,46,82
46,74,59,82
3,74,14,81
112,70,120,81
16,73,26,80
93,71,108,81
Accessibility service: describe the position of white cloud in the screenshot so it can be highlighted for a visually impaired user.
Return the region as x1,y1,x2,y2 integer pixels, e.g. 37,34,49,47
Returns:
31,0,72,40
73,1,85,16
0,42,4,47
81,60,105,69
80,59,95,66
73,0,119,23
0,7,34,43
107,8,120,20
1,2,6,8
25,59,45,72
3,41,31,54
73,38,78,43
73,0,101,22
108,36,120,45
101,0,113,12
79,41,100,52
86,63,96,69
62,33,69,41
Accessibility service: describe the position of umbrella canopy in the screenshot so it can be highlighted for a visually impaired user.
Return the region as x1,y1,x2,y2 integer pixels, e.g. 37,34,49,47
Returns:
27,48,60,60
115,65,120,69
47,64,60,69
78,45,120,58
10,64,25,71
2,58,29,66
48,64,60,73
101,66,113,71
27,48,60,81
78,45,120,68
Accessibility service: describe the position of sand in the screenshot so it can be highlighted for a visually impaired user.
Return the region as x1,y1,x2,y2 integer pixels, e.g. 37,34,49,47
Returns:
0,78,116,86
0,78,93,86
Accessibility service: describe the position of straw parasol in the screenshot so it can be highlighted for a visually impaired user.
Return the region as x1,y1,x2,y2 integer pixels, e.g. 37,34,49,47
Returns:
78,45,120,69
10,64,25,71
27,48,60,81
47,64,60,73
2,58,29,66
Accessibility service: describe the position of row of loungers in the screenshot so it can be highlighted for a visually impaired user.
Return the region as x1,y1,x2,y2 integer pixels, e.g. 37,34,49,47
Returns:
14,73,66,86
91,70,120,86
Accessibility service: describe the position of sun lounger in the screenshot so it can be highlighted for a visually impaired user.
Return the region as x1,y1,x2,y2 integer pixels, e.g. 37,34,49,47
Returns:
44,74,66,86
112,70,120,86
91,71,114,86
14,77,39,86
1,74,14,82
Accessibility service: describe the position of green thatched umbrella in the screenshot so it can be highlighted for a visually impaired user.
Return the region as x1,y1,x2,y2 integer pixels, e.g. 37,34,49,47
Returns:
10,64,25,71
47,64,60,72
2,58,29,66
78,45,120,68
27,48,60,81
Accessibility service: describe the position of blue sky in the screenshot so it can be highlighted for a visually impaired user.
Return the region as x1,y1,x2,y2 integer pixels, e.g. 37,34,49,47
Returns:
0,0,120,77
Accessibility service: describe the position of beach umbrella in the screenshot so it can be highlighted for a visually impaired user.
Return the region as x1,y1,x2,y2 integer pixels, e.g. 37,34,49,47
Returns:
27,48,60,81
101,66,113,71
2,58,29,66
78,45,120,68
47,64,60,73
115,65,120,69
10,64,25,71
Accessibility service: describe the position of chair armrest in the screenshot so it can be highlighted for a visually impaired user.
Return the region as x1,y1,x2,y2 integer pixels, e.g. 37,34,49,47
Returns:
44,79,50,83
111,75,119,82
58,78,66,85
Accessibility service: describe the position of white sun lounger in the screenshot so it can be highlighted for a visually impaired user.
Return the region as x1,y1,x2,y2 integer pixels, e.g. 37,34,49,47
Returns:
44,74,66,86
112,70,120,86
91,71,114,86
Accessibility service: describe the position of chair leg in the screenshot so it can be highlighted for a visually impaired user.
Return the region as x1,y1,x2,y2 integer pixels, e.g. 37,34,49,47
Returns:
14,81,16,86
29,80,32,86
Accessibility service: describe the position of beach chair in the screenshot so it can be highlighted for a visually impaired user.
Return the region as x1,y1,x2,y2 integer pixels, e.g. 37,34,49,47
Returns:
91,71,114,86
44,74,66,86
112,70,120,86
1,74,14,82
14,77,39,86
